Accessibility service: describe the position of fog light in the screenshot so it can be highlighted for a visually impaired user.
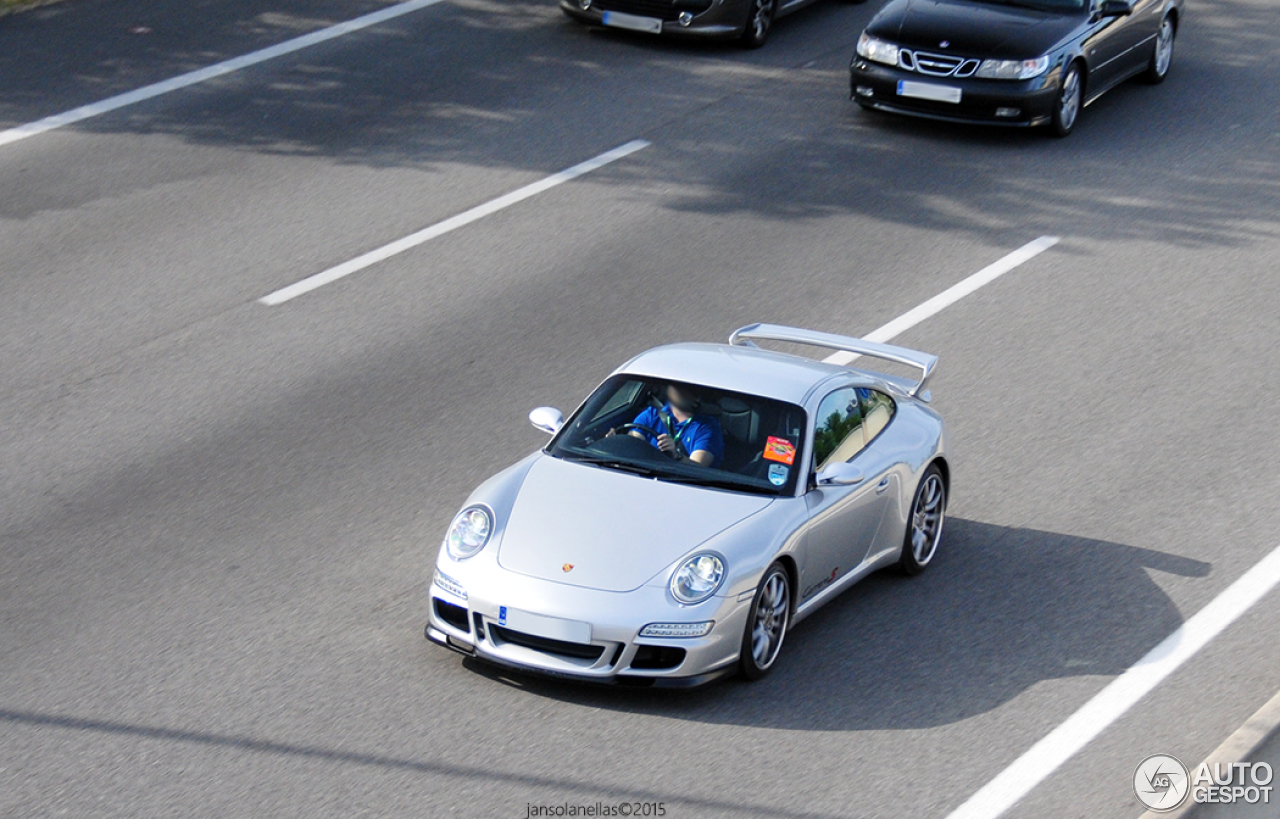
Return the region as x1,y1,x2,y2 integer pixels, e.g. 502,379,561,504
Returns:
639,621,714,638
677,10,693,25
855,86,874,98
995,107,1021,118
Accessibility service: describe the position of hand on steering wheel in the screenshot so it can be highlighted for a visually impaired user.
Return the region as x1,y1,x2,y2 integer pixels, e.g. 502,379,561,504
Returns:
611,423,682,459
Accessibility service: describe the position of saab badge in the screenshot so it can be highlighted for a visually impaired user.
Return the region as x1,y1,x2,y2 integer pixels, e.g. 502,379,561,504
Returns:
939,40,950,48
562,563,574,573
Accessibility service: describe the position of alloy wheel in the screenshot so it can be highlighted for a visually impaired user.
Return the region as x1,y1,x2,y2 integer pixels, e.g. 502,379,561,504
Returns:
910,473,945,566
751,569,788,669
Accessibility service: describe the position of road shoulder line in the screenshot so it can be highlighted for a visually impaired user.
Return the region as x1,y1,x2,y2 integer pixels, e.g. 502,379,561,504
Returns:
1140,688,1280,819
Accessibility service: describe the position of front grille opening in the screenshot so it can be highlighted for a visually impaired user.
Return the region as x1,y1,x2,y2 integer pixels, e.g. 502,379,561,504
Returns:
473,613,486,642
490,625,605,662
630,645,687,670
434,598,470,632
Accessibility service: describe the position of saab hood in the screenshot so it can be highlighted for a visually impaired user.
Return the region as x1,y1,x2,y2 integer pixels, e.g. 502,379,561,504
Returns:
867,0,1083,60
497,455,774,592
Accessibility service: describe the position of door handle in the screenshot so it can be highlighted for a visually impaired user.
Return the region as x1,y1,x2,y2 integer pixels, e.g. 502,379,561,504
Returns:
876,477,891,494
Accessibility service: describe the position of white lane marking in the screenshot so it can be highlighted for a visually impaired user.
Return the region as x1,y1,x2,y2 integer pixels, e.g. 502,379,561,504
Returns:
946,544,1280,819
0,0,446,149
822,235,1059,362
260,140,650,306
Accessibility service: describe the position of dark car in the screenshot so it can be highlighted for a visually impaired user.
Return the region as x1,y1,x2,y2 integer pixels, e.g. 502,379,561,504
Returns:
561,0,852,48
849,0,1181,135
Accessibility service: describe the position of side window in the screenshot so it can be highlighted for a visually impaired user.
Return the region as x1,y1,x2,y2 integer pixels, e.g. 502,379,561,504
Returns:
857,388,896,444
586,379,644,426
812,388,864,470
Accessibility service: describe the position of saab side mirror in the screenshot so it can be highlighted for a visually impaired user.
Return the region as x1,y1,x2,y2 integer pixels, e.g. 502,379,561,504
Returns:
1098,0,1134,16
528,406,563,435
816,462,865,487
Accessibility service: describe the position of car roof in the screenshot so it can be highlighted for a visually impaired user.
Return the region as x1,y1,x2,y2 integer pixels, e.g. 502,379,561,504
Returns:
615,342,866,404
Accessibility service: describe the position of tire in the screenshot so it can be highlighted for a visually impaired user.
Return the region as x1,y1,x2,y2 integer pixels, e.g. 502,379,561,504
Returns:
1049,62,1083,137
739,0,775,49
898,465,946,575
739,562,790,680
1146,15,1175,84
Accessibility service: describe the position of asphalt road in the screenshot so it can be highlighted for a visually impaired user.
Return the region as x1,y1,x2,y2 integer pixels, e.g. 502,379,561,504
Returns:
2,0,1280,817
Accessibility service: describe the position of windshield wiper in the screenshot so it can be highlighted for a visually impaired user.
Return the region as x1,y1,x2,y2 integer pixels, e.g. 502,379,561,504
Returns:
653,473,775,494
559,452,662,476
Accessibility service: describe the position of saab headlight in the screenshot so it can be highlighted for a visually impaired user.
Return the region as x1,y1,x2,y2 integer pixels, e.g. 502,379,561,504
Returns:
974,55,1050,80
670,553,725,604
444,505,493,560
857,33,900,67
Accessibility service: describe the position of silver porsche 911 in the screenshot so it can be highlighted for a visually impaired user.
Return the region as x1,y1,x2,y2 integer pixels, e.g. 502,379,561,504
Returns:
425,324,950,687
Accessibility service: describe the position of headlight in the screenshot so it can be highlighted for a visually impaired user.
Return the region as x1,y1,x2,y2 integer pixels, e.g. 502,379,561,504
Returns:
857,33,900,67
974,55,1050,80
444,505,493,560
670,553,725,604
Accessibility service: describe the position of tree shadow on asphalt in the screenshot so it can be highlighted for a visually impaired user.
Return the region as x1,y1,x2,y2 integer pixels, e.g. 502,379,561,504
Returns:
460,518,1211,730
3,0,1277,249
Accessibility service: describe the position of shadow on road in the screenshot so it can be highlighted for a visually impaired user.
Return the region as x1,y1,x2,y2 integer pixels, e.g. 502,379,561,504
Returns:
2,0,1277,249
460,518,1210,730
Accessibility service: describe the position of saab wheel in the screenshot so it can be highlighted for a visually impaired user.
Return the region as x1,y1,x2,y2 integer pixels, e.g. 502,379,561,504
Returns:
1050,62,1083,137
1146,15,1175,84
739,562,790,680
899,465,946,575
740,0,775,49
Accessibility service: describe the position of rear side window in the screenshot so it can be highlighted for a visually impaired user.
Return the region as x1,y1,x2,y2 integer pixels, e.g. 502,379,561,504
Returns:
812,387,895,470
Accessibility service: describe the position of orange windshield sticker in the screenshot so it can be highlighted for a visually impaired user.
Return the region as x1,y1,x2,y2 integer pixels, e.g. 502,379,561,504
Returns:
763,436,796,465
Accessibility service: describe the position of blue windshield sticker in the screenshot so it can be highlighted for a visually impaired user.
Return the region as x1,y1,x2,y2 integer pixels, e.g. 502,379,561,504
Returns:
768,463,789,486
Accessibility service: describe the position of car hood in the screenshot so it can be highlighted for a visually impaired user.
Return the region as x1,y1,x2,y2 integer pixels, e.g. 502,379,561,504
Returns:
867,0,1082,60
496,455,774,593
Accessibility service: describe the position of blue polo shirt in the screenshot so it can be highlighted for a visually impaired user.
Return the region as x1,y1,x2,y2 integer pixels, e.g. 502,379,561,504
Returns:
633,405,724,467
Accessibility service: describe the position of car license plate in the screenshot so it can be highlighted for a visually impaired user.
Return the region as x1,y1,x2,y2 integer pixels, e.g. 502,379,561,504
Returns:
497,606,592,644
601,10,663,34
897,80,962,104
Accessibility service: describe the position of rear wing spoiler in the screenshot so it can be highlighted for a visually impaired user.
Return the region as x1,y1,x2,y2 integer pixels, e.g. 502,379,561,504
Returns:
728,323,938,399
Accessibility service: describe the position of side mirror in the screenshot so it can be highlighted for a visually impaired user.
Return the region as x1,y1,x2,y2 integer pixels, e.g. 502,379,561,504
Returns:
816,461,865,487
528,406,563,435
1098,0,1133,16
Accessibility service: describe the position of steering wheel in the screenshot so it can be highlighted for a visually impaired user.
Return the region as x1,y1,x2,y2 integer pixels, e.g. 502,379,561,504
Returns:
612,423,687,460
613,422,663,441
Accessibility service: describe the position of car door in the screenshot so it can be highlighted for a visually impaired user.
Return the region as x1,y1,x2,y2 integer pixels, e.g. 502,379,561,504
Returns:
1082,0,1151,93
799,387,894,605
1123,0,1166,71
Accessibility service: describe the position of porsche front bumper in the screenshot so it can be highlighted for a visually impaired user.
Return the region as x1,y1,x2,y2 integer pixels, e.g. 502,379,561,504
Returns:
426,565,751,687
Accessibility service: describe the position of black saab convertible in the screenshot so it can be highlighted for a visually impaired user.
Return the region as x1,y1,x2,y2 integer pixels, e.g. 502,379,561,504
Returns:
849,0,1182,135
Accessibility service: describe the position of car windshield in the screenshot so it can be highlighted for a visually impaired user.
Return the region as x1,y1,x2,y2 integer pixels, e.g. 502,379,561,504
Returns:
964,0,1085,10
548,375,807,496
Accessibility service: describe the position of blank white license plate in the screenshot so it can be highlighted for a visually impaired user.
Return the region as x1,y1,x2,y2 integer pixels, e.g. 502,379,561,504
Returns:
498,606,592,644
897,80,962,104
601,10,663,33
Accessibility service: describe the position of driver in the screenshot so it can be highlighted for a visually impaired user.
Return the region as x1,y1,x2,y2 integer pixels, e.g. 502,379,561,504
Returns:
628,385,724,468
